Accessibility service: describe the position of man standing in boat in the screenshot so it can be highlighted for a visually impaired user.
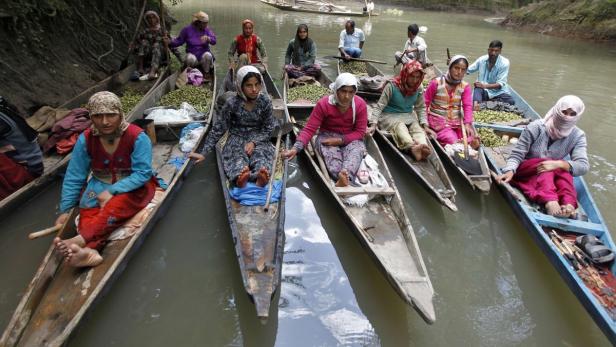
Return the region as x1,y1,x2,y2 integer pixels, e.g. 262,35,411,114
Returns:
467,40,515,110
53,91,158,267
0,97,43,200
338,20,365,61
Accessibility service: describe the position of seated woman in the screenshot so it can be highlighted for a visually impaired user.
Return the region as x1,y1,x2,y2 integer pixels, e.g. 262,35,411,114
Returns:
368,61,432,161
497,96,588,218
133,10,168,80
228,19,268,73
54,92,158,267
190,66,277,188
284,24,321,79
168,11,216,81
0,97,43,200
283,73,368,187
424,55,478,148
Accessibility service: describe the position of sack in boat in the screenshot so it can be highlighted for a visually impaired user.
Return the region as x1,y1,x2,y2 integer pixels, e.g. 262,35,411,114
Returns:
289,75,318,88
176,68,189,89
359,76,386,92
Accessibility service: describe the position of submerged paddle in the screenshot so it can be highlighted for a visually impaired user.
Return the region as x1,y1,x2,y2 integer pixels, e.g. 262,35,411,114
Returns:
323,55,387,65
264,121,294,211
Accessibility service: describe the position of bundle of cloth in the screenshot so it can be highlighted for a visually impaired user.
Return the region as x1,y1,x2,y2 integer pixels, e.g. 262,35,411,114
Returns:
344,154,389,207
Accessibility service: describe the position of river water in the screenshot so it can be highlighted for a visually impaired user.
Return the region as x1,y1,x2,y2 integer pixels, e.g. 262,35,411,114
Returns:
2,0,616,346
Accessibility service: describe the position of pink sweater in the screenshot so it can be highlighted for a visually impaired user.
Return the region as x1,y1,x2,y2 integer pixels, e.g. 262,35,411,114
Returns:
424,79,473,125
296,95,368,146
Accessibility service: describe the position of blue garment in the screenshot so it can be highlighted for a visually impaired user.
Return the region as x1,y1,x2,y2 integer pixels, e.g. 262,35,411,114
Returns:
467,54,510,99
59,132,154,212
343,47,362,58
338,29,365,49
229,180,282,206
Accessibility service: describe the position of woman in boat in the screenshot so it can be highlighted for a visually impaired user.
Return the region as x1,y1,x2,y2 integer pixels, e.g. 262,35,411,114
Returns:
132,10,168,80
497,95,588,218
368,60,432,161
284,24,321,79
53,91,158,267
283,73,368,187
228,19,268,72
0,97,43,200
424,55,479,148
168,11,217,81
190,66,277,188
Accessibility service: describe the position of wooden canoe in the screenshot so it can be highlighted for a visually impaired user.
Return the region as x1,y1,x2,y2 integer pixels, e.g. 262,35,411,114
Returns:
289,114,435,323
0,67,215,347
283,69,333,111
478,91,616,343
337,60,385,101
218,68,289,321
0,65,169,218
259,0,376,17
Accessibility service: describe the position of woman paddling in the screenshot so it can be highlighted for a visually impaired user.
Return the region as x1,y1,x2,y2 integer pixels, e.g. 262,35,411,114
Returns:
283,73,368,187
133,10,168,80
497,95,588,218
190,66,277,188
424,55,478,148
368,60,432,161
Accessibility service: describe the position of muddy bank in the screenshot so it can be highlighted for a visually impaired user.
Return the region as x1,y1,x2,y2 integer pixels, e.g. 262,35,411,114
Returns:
502,0,616,42
373,0,531,14
0,0,146,115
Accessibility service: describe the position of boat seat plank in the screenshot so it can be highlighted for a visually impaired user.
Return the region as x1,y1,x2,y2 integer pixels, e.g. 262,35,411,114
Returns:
334,186,396,196
527,210,606,237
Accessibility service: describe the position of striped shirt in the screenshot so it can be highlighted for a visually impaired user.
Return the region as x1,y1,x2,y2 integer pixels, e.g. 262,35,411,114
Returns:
503,120,588,176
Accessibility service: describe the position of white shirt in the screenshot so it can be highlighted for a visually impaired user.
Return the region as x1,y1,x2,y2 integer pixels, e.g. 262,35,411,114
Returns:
403,36,428,64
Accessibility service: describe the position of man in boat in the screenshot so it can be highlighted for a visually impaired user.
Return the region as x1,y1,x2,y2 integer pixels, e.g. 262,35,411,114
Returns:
189,66,277,188
497,96,588,218
284,24,321,78
424,55,479,149
54,91,158,267
132,10,168,81
394,24,429,68
0,97,43,200
338,20,365,61
228,19,268,73
283,73,368,187
168,11,217,81
368,61,432,161
467,40,515,110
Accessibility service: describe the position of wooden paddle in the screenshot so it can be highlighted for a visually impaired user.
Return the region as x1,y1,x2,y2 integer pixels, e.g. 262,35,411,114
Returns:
160,0,170,65
120,5,147,70
264,122,293,211
324,55,387,65
28,225,62,240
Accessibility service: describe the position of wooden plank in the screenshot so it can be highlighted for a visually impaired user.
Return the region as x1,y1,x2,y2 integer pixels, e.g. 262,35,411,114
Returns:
334,186,396,196
527,210,606,236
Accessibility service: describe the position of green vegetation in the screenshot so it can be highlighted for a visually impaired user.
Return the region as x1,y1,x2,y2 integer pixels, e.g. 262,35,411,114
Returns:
339,61,368,75
120,88,145,114
474,110,521,123
288,84,330,103
159,86,213,113
477,127,508,147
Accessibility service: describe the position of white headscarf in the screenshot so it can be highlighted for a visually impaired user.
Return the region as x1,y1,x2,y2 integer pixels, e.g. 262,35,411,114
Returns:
328,73,358,123
445,54,468,85
543,95,585,140
235,65,263,101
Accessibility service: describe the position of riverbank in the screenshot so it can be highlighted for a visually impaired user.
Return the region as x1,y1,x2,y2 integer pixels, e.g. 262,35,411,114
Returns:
501,0,616,42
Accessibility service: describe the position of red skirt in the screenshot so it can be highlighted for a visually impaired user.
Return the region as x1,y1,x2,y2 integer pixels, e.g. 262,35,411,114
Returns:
512,158,577,208
0,152,34,200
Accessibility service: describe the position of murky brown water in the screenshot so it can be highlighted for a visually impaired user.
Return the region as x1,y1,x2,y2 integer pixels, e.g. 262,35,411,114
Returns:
2,0,615,345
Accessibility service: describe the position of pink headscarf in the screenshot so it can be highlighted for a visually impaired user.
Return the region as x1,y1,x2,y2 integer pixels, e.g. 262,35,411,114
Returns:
543,95,585,140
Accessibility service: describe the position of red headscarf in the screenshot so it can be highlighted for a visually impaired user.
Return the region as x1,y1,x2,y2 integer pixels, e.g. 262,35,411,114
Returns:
391,60,424,96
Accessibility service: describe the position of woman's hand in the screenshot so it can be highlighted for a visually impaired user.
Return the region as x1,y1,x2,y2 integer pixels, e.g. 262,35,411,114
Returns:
55,213,70,227
497,171,514,183
97,190,113,208
464,123,475,137
200,35,209,43
320,137,344,146
537,160,565,174
188,152,205,163
244,142,255,156
423,125,436,138
282,148,298,160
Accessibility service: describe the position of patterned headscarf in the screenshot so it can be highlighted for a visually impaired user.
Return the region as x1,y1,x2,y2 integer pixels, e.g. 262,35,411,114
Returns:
328,73,358,123
445,54,468,86
391,60,424,96
543,95,585,140
86,91,129,137
192,11,209,23
235,65,263,101
242,19,254,32
144,10,161,30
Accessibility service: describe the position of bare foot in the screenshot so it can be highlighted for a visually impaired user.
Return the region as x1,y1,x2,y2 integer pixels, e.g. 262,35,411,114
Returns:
335,169,350,187
255,167,270,187
236,166,250,188
54,235,85,258
545,201,561,216
419,144,432,160
473,102,480,111
66,244,103,268
561,204,576,218
470,138,481,150
410,145,424,161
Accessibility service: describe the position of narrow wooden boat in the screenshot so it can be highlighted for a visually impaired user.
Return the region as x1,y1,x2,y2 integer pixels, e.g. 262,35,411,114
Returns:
289,113,435,323
218,68,289,321
259,0,376,17
283,69,332,111
337,60,385,101
0,65,169,218
0,67,215,347
478,91,616,343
